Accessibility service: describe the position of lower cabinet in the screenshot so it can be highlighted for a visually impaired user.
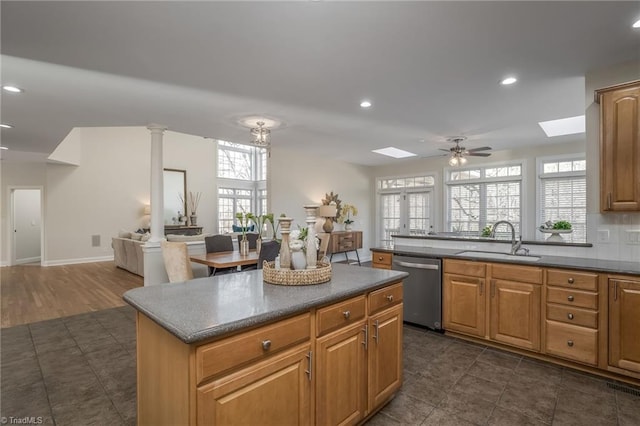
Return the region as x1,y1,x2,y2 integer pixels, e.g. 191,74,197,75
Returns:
368,304,403,411
197,344,312,426
490,278,541,352
609,277,640,374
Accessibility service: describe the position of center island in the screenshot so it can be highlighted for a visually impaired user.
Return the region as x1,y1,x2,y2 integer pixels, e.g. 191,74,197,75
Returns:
124,263,408,426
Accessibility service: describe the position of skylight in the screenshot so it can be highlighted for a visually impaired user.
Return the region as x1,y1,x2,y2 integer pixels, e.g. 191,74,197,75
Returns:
372,147,417,159
538,115,585,137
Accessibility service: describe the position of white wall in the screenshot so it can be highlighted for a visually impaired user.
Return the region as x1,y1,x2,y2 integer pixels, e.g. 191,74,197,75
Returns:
269,144,373,260
14,189,42,262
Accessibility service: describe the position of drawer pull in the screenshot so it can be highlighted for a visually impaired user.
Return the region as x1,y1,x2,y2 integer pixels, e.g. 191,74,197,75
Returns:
568,278,575,284
378,256,384,261
343,310,351,319
386,295,394,302
262,340,272,351
568,313,574,320
567,340,574,347
567,295,574,302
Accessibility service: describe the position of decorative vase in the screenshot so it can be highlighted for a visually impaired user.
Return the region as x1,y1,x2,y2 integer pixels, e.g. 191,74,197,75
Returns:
256,238,262,256
345,223,353,231
278,217,293,269
303,205,319,269
240,237,249,256
291,248,306,270
190,214,197,226
262,222,274,240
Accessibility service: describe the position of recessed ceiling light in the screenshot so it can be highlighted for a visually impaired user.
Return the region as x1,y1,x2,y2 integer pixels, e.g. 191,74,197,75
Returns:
538,115,585,137
0,124,13,129
633,19,640,28
360,100,372,108
372,147,417,159
500,77,517,85
2,85,23,93
0,146,8,150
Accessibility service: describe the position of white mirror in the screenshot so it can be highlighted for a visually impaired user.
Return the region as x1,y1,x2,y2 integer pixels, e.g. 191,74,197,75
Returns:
163,169,187,225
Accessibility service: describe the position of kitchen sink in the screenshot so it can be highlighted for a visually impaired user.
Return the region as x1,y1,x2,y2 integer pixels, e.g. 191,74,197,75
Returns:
455,250,541,262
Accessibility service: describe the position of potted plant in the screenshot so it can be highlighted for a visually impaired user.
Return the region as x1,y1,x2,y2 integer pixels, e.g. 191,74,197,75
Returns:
235,212,251,255
247,213,274,256
338,203,358,231
539,220,573,242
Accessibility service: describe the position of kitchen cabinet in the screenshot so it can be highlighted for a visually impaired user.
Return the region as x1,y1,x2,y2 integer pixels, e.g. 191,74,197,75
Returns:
596,80,640,212
489,263,542,351
609,277,640,374
368,304,403,411
443,260,486,337
371,250,392,270
545,269,600,366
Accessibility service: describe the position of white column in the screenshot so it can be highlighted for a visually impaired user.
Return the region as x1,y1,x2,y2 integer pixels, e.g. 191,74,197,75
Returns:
147,123,167,243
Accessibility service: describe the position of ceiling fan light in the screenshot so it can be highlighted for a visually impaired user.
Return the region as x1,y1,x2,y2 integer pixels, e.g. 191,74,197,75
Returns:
448,155,459,166
459,156,468,165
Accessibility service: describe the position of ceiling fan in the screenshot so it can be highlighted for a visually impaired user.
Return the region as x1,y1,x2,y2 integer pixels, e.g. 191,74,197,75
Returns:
439,136,492,166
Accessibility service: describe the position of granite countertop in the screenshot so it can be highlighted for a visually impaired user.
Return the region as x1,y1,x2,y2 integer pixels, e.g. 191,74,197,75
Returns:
123,264,408,344
373,245,640,275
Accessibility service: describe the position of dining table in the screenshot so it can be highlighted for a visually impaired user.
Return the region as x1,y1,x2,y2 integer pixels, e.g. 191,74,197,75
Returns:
190,250,259,274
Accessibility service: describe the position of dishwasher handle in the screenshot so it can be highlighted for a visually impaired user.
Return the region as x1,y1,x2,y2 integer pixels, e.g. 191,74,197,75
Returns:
393,260,440,270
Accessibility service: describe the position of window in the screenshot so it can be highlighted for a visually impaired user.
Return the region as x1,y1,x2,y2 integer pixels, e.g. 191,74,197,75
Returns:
377,175,435,245
537,156,586,243
446,164,522,238
217,141,267,233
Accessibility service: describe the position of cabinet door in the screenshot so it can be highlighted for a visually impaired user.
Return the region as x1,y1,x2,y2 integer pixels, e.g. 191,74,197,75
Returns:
316,320,367,426
599,83,640,212
443,273,486,337
197,344,312,426
489,279,541,351
368,304,403,411
609,279,640,373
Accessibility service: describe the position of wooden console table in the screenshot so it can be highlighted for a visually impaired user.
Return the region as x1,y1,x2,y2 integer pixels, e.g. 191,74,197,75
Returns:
165,225,203,236
327,230,363,265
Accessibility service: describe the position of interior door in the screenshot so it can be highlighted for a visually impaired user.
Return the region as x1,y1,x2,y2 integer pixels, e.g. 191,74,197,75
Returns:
13,188,42,265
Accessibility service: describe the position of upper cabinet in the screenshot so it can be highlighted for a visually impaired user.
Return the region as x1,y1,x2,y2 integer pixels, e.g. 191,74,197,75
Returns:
596,81,640,212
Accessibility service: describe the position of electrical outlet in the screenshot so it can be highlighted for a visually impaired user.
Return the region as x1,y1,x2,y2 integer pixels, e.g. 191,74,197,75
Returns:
92,235,101,247
626,230,640,245
597,229,610,243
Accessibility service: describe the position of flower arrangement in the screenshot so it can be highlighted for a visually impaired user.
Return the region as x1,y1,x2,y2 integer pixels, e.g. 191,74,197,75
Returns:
247,213,274,239
540,220,572,231
235,212,251,238
337,203,358,226
289,226,318,252
188,191,202,215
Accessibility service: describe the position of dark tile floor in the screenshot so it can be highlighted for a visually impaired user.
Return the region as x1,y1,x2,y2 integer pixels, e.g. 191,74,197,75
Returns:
2,307,639,425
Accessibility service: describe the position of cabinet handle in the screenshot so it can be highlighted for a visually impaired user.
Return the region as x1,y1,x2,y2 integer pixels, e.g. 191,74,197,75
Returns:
567,340,574,347
362,325,368,350
373,320,379,344
378,256,383,261
386,295,394,302
568,278,575,284
490,279,496,298
262,340,272,351
305,351,313,381
567,295,574,302
568,313,574,320
343,310,351,319
607,192,612,210
479,279,484,296
614,281,618,301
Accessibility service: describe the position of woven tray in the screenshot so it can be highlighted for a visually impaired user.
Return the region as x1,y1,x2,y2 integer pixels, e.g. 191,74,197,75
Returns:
262,261,332,286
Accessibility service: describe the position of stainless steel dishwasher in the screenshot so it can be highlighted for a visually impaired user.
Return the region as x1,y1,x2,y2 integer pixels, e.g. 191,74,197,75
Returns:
392,254,442,330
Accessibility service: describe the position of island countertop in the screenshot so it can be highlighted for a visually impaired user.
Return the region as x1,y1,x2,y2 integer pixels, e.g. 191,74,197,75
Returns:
123,263,408,344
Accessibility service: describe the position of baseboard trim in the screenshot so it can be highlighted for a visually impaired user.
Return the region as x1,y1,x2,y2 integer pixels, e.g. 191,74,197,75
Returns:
15,256,41,265
43,255,114,267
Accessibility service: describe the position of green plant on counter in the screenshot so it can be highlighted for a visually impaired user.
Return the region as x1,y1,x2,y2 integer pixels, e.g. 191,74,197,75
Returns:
552,220,572,230
481,225,493,237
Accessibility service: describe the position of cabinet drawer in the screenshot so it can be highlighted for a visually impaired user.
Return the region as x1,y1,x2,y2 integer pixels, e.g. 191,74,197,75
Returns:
369,282,403,314
444,259,486,278
316,296,366,337
372,251,392,267
545,320,598,366
492,263,542,284
547,269,598,291
546,287,598,310
196,313,310,384
546,303,598,329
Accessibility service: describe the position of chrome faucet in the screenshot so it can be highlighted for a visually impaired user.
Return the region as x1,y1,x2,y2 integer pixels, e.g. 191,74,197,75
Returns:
490,220,528,255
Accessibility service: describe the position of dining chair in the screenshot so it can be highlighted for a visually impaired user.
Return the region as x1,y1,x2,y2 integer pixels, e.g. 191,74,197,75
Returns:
204,235,235,276
237,233,260,249
317,233,330,261
244,240,280,271
161,241,194,283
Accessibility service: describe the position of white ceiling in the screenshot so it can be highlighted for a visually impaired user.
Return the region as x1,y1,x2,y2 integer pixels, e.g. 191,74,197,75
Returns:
1,1,639,165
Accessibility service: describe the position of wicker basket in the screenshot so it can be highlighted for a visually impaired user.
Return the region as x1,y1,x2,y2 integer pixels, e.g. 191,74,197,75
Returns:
262,261,332,286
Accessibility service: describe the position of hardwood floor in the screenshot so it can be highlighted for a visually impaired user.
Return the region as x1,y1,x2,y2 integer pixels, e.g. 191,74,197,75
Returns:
1,261,143,328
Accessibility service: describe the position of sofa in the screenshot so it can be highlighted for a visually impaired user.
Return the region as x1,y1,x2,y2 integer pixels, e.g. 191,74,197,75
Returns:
112,231,149,276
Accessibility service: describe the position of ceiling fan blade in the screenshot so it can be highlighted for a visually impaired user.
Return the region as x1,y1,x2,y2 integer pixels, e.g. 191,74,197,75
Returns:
467,146,492,152
468,152,492,157
438,148,452,152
